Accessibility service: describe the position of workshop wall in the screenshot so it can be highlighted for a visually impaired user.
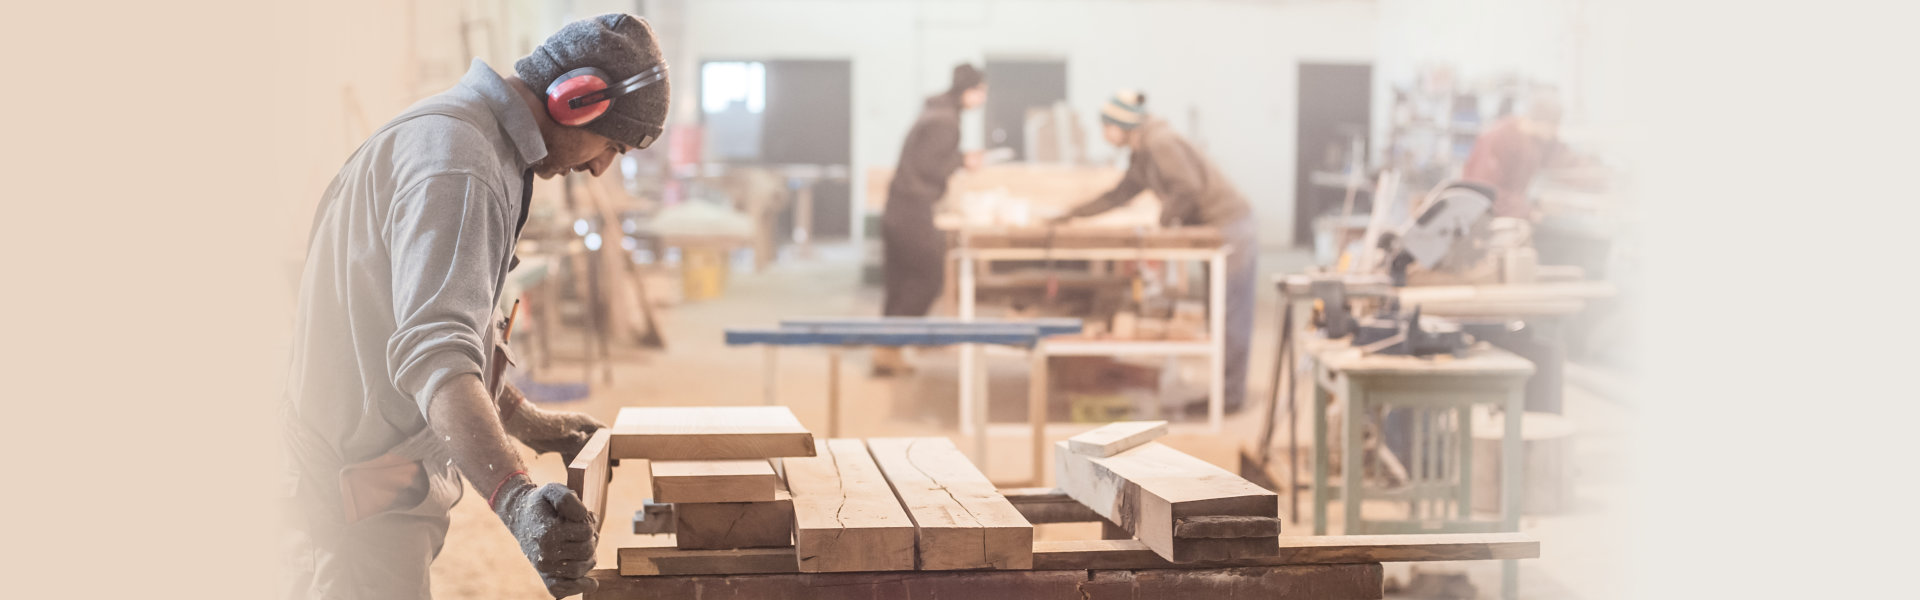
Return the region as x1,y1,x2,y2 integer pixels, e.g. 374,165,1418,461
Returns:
1369,0,1633,159
670,0,1378,245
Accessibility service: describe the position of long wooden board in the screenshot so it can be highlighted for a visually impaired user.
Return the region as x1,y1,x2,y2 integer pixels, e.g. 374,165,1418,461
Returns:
609,406,816,460
784,438,916,572
617,546,796,576
1031,534,1540,570
649,459,777,503
565,429,614,529
1054,441,1279,562
866,437,1033,570
588,564,1382,600
614,533,1538,576
1066,421,1168,457
673,482,794,550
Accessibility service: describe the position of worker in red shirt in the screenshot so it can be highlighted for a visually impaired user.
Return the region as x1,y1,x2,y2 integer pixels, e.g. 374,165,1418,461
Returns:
1461,94,1571,221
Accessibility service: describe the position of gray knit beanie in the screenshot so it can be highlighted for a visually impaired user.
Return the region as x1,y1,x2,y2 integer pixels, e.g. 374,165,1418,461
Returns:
516,14,671,149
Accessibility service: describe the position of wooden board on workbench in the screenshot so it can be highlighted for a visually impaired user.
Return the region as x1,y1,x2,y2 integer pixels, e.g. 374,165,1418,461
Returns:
587,564,1383,600
1067,421,1169,457
959,226,1225,249
785,438,916,572
610,406,815,460
866,437,1033,570
565,429,613,528
1031,533,1540,570
1054,441,1279,563
674,482,794,550
649,459,778,503
617,546,796,576
612,532,1538,577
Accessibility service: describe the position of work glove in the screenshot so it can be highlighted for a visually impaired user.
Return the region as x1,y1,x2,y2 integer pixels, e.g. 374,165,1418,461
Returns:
492,473,598,598
500,384,607,465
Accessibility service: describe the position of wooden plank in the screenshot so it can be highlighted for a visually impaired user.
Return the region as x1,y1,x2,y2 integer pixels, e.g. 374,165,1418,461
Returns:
673,483,794,550
1054,441,1278,562
609,406,816,460
1175,515,1283,539
565,429,613,528
999,487,1106,524
587,564,1382,600
616,546,795,576
784,438,916,572
649,459,777,503
1031,533,1538,570
865,437,1033,570
611,533,1537,577
1066,420,1169,457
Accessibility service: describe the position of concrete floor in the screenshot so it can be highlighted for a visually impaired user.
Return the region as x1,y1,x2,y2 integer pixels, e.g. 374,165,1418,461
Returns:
428,242,1631,599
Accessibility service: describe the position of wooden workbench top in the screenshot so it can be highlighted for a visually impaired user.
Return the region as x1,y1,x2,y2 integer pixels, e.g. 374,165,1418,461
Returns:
1311,340,1536,377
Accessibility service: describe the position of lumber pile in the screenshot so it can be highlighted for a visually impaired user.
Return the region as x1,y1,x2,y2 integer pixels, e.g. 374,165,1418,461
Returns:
587,408,1538,590
1054,421,1282,562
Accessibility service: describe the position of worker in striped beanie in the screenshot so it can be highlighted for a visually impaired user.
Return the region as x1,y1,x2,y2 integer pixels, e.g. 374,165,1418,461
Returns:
1057,89,1259,414
1099,90,1149,134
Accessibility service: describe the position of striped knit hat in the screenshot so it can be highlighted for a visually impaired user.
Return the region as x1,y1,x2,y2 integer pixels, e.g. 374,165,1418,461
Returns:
1099,90,1147,130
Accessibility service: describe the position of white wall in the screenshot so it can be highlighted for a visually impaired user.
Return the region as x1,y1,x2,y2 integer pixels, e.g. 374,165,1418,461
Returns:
672,0,1378,244
1370,0,1629,160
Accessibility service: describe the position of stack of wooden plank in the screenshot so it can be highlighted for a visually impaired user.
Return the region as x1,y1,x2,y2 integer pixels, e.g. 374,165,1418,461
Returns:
651,458,793,550
1054,421,1284,562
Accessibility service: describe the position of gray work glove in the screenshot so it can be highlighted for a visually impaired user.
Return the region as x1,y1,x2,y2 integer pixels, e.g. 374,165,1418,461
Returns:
500,385,607,465
492,474,599,597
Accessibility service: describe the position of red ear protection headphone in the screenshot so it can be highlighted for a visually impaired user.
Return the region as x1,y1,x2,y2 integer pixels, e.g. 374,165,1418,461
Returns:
544,63,669,131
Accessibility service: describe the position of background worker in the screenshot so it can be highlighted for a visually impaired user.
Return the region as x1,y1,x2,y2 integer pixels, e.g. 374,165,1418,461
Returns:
1462,92,1572,221
875,64,988,376
1052,90,1258,412
283,14,670,599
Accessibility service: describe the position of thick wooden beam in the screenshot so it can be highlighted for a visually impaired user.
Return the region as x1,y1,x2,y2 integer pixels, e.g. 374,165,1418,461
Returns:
1067,420,1168,457
609,406,816,460
785,438,916,572
565,429,613,528
587,563,1383,600
1031,534,1540,570
866,437,1033,570
649,459,778,503
674,483,794,550
1054,441,1279,562
614,533,1539,576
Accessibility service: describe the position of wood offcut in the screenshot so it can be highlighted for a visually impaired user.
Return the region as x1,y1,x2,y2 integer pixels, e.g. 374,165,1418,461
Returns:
649,459,778,503
609,406,816,460
1054,440,1280,562
565,429,613,528
1066,420,1169,457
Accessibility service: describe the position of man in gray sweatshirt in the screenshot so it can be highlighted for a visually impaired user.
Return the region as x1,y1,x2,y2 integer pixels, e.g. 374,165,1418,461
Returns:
283,14,669,599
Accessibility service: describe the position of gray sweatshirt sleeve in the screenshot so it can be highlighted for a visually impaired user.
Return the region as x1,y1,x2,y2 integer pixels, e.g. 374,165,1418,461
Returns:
384,172,513,417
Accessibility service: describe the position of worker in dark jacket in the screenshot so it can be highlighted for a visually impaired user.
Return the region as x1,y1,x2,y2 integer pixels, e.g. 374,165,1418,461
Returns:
875,64,987,375
1053,90,1258,412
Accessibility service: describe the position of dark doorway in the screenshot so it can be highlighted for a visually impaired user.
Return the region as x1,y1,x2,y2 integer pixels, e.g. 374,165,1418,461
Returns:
1293,62,1373,247
983,59,1068,161
700,58,854,239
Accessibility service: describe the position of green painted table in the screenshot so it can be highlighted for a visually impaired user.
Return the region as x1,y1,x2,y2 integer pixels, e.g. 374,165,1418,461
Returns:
1308,339,1534,599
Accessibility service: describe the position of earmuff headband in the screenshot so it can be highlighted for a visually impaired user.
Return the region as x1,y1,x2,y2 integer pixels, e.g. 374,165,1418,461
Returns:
568,64,669,109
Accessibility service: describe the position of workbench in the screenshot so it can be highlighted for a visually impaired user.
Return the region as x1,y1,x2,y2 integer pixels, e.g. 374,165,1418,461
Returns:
576,408,1539,600
949,226,1234,438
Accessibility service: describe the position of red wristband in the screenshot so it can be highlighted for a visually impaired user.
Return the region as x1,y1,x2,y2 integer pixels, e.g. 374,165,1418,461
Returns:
487,470,529,510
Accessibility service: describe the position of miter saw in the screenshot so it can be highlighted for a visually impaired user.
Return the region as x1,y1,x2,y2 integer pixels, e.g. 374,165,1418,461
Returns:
1373,181,1506,286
